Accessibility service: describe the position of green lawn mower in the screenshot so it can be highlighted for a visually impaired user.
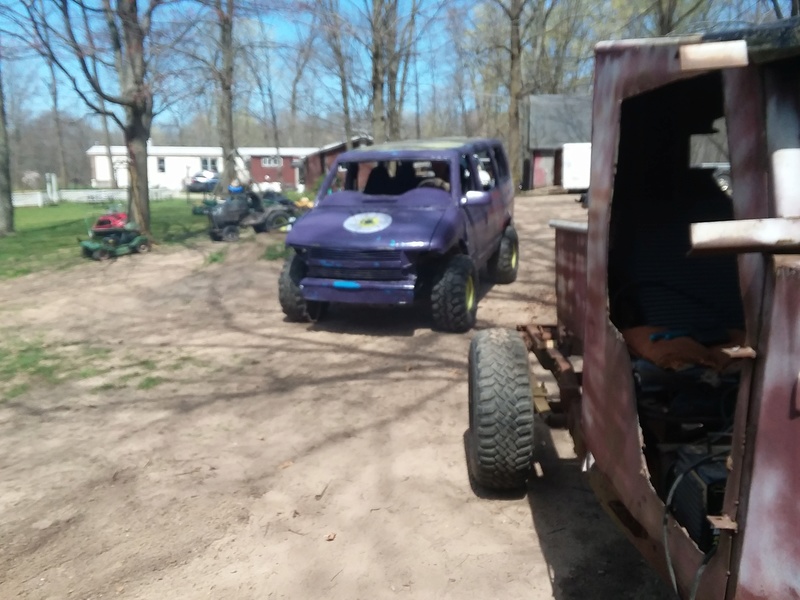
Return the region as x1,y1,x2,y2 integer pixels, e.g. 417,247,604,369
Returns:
79,209,151,261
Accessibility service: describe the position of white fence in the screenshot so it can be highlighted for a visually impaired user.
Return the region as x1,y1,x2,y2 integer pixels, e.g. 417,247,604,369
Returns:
12,188,176,208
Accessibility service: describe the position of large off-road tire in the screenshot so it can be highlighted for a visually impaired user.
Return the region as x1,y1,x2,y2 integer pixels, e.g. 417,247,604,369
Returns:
431,254,478,333
222,225,240,242
278,251,328,322
467,328,535,491
266,210,292,232
488,225,519,284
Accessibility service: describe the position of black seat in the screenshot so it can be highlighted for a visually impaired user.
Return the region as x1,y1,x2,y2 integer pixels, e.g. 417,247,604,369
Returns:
364,163,391,195
611,170,744,333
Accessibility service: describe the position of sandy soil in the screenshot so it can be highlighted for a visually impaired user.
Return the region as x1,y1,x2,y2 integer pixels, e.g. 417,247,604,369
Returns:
0,195,675,600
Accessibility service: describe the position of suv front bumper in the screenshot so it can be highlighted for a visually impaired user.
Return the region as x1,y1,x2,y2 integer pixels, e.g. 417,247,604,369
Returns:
299,277,416,305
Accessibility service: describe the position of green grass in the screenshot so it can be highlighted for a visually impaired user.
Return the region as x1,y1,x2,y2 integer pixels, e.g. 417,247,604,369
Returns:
0,199,208,279
262,243,290,261
136,359,157,370
206,249,228,264
137,376,165,390
1,339,71,400
6,384,30,399
0,342,63,385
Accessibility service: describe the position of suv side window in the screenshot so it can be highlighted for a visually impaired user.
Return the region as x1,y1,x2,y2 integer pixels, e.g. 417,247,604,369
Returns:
460,154,481,193
473,147,497,191
491,145,510,181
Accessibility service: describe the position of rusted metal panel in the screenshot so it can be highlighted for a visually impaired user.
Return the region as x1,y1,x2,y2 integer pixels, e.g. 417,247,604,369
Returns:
581,39,728,600
711,65,774,600
551,221,588,341
733,262,800,600
765,63,800,218
690,217,800,254
522,27,800,600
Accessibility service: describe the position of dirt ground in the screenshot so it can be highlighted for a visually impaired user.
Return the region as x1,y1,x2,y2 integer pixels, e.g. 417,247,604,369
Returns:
0,195,675,600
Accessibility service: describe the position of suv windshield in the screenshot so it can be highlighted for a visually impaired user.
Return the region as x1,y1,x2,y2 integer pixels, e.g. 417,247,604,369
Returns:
329,159,452,196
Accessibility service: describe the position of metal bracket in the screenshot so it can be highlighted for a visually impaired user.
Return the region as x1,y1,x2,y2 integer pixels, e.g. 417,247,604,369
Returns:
708,514,738,533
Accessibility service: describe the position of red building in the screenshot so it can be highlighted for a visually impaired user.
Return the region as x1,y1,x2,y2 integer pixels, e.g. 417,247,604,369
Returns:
302,136,373,189
243,146,318,189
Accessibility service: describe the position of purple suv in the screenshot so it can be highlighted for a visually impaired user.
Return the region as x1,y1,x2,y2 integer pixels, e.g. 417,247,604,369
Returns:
279,138,518,332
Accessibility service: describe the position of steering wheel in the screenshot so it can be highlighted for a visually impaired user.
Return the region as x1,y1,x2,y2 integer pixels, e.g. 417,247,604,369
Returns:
417,177,446,189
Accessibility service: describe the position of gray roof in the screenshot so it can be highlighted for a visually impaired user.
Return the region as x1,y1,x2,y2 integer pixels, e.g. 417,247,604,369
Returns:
527,95,592,150
352,137,475,153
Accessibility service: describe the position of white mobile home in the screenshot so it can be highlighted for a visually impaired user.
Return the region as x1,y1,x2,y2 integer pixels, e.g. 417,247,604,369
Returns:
87,144,318,191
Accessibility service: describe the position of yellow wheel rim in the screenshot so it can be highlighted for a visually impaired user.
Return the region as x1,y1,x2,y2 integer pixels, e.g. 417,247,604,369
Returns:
465,275,475,311
511,244,518,269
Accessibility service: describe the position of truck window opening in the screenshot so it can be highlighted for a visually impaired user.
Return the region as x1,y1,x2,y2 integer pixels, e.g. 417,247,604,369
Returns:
606,71,744,551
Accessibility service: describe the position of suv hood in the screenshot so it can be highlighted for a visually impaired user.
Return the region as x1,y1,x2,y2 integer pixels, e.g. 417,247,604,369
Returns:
287,191,454,251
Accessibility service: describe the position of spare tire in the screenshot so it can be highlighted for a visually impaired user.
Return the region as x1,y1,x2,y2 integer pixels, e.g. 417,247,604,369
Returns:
467,328,535,491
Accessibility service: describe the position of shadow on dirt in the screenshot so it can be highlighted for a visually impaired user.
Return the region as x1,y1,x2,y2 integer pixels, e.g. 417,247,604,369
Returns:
464,418,677,600
300,279,500,337
305,304,432,337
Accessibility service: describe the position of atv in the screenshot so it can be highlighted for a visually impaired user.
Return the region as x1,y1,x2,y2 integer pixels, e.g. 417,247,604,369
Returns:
207,190,297,242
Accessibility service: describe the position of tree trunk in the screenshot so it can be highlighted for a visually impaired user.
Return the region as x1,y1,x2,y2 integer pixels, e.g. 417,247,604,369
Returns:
102,114,118,188
371,0,386,142
508,2,523,186
125,108,151,236
46,61,68,187
414,50,421,139
80,3,117,189
319,0,353,148
339,72,354,149
263,41,282,182
39,0,67,188
385,1,400,140
217,0,236,189
0,57,13,235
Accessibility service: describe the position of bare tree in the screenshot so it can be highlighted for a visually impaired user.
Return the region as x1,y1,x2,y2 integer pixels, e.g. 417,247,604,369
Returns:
768,0,799,19
370,0,431,140
0,45,13,235
79,5,117,188
37,0,68,188
286,26,317,146
214,0,237,189
318,0,356,146
241,22,282,182
23,0,193,235
487,0,532,184
653,0,710,34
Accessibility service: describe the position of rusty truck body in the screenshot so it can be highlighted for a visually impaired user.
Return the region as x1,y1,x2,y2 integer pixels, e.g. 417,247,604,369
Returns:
466,20,800,600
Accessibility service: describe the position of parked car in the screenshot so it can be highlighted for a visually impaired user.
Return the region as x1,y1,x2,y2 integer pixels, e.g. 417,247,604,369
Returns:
278,138,518,331
186,170,219,193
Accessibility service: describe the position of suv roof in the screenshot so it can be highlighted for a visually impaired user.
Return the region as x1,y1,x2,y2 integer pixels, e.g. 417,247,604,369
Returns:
338,137,503,162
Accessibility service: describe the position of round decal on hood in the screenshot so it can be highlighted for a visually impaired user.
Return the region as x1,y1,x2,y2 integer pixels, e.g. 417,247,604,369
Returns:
343,212,392,234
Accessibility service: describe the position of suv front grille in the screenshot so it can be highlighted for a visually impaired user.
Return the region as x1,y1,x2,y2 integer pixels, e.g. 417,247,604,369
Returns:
305,248,409,281
307,266,405,280
308,248,400,262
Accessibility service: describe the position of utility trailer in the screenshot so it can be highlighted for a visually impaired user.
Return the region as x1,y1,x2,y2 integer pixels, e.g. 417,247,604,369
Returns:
466,20,800,600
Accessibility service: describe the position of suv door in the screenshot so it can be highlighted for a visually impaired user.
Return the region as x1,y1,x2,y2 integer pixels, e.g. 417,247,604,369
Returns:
472,144,506,251
490,143,513,231
458,153,490,261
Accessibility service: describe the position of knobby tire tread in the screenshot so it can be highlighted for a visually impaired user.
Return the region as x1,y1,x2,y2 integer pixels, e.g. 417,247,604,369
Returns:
468,328,534,490
431,255,476,333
